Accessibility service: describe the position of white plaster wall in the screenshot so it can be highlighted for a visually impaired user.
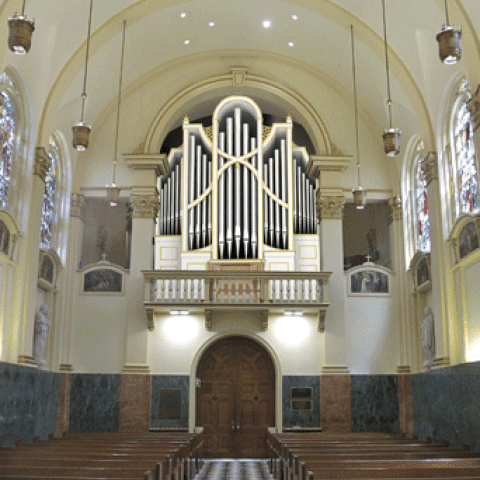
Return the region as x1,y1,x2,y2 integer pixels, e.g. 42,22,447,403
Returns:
71,273,128,373
148,310,323,376
464,257,480,362
344,277,398,374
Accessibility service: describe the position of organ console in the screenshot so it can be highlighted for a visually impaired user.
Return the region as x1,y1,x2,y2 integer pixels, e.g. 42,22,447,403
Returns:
158,96,317,261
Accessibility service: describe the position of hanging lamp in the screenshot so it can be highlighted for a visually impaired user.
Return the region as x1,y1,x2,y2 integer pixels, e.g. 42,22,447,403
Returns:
7,0,35,54
106,20,127,207
436,0,462,64
381,0,401,157
350,26,366,210
72,0,94,151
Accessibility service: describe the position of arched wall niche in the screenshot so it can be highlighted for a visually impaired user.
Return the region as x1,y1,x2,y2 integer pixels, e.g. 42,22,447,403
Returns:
189,330,283,433
143,71,333,157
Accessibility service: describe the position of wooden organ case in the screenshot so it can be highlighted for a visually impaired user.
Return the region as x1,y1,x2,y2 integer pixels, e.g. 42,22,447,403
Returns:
156,96,319,274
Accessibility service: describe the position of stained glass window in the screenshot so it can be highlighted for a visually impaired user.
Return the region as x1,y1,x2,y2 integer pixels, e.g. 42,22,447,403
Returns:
40,142,57,249
455,101,478,216
0,91,15,209
415,158,431,252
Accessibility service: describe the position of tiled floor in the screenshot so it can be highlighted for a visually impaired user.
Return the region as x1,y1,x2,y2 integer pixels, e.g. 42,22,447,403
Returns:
195,460,273,480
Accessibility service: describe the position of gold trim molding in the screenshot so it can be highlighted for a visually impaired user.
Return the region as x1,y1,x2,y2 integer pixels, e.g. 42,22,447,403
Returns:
129,194,158,218
396,365,412,374
321,365,350,375
317,196,345,220
59,363,74,372
17,355,37,366
432,357,450,369
34,147,51,182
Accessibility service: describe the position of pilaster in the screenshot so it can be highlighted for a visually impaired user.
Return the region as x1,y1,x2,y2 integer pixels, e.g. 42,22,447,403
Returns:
57,193,86,371
122,158,161,373
308,155,350,373
423,152,450,368
17,147,51,366
388,196,411,374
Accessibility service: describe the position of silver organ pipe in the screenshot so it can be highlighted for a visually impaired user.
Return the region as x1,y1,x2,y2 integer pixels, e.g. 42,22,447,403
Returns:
251,137,258,259
234,108,242,258
188,135,195,249
274,149,281,248
268,156,274,246
195,145,202,247
175,162,180,234
226,117,234,259
201,153,207,246
264,163,269,245
207,158,212,245
302,170,307,233
218,132,226,258
159,156,182,236
280,139,288,249
293,157,298,233
243,123,250,258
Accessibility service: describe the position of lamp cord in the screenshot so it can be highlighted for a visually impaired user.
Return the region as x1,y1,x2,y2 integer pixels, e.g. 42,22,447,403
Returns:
113,20,127,185
80,0,94,123
351,25,361,187
444,0,450,25
382,0,393,129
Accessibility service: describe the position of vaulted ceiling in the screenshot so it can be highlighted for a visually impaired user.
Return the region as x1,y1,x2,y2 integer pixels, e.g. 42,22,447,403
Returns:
0,0,478,180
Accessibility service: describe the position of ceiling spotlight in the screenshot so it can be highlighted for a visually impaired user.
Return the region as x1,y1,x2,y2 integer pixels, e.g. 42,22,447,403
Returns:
209,21,215,27
180,12,186,18
292,15,298,20
262,20,272,28
184,39,190,45
288,42,294,47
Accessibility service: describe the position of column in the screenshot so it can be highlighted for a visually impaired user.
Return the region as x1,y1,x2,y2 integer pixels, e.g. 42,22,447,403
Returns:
58,193,86,372
388,196,412,373
17,147,51,366
423,152,450,368
307,155,351,433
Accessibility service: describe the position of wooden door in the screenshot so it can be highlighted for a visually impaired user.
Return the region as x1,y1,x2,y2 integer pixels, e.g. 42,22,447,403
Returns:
196,336,275,458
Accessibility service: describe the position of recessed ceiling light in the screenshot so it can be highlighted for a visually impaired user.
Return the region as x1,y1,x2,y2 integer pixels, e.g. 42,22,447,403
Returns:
292,15,298,20
289,42,294,47
262,20,272,28
180,12,186,18
209,21,215,27
184,39,190,45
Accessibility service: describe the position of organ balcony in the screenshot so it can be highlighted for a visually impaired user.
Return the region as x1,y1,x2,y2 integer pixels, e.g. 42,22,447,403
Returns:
142,270,332,332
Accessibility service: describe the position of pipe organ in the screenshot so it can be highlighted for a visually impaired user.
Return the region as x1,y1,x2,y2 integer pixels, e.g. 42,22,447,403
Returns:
158,96,317,261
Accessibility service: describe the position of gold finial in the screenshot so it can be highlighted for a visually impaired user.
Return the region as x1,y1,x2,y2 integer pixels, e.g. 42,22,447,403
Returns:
183,114,189,124
286,114,293,123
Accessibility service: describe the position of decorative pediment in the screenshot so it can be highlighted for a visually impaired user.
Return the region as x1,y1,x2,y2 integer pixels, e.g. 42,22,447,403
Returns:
448,213,480,263
38,249,62,290
345,262,393,296
0,209,21,261
78,255,129,294
409,252,432,293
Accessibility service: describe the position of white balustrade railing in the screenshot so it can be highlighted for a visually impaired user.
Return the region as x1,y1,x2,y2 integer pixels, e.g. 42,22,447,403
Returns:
143,270,331,308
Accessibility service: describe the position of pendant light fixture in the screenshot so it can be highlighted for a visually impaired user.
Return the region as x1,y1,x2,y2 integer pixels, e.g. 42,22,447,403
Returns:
381,0,401,157
350,26,366,210
7,0,35,55
72,0,94,151
106,20,127,207
436,0,462,65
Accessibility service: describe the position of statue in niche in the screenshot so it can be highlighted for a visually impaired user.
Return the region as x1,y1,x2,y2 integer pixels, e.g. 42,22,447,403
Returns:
33,304,52,367
97,225,108,260
366,228,379,262
421,307,435,369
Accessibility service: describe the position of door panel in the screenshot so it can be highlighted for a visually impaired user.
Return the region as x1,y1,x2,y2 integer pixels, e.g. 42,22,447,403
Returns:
196,337,275,457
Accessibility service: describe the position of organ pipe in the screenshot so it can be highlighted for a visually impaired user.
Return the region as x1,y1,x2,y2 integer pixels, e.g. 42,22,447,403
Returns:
226,117,233,259
234,108,242,258
274,149,281,248
218,132,226,259
188,135,195,250
280,139,288,249
243,123,250,258
251,137,258,259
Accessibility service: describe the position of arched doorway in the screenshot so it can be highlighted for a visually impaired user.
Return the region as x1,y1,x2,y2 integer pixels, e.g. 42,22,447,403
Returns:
196,336,275,458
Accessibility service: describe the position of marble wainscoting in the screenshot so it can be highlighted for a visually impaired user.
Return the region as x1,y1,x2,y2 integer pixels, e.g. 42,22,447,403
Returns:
351,375,399,433
69,374,120,434
0,362,59,447
412,362,480,452
282,376,320,429
150,375,189,429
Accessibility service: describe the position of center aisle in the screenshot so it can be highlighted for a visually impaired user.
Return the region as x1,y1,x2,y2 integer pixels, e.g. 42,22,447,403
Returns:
195,460,273,480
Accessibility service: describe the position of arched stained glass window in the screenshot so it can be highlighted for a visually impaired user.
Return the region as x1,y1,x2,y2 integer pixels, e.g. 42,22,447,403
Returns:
40,140,58,249
0,90,15,209
455,100,478,216
415,158,431,252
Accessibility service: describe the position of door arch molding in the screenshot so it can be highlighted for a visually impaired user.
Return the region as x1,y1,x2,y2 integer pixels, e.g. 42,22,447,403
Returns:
189,331,283,434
